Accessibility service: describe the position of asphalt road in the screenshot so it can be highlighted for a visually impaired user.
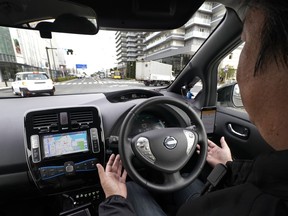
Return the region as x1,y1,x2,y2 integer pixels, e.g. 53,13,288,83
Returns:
0,78,166,98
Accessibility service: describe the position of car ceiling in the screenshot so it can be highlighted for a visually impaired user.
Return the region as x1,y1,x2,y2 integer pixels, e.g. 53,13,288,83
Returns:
78,0,205,30
0,0,247,32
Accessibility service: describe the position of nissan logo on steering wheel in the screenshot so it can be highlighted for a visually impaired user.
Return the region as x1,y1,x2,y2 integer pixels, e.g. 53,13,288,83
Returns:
163,136,177,150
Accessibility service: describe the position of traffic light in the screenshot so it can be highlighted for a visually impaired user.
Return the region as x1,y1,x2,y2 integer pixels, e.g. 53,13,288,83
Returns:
66,49,73,55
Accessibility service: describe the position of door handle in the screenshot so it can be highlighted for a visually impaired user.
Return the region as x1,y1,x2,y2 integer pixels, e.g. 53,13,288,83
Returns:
227,123,249,138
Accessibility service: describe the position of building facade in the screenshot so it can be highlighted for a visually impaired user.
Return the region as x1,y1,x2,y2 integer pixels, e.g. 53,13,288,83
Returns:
115,2,215,76
0,27,17,82
115,31,145,77
115,2,242,77
0,26,66,82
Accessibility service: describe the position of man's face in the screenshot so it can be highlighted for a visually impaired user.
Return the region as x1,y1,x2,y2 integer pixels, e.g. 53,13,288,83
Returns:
237,8,288,149
237,8,266,124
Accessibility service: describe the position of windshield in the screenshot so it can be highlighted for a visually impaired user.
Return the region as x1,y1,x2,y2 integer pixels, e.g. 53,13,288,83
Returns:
0,2,227,98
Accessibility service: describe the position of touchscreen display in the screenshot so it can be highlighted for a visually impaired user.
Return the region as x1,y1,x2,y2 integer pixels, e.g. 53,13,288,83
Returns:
42,131,89,158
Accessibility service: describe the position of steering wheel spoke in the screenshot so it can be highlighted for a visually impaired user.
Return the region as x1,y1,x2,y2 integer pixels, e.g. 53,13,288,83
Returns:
124,137,135,158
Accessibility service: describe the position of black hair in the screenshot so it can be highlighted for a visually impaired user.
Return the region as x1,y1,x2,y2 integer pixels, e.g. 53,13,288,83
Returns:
243,0,288,75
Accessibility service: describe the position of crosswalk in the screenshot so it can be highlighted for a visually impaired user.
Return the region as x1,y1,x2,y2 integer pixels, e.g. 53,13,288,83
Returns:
54,80,140,86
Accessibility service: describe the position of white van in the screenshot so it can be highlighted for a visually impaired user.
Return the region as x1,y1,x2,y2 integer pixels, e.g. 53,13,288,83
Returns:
12,72,55,97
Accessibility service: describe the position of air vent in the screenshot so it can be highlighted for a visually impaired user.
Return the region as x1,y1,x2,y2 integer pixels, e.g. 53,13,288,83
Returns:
70,111,93,124
33,113,58,130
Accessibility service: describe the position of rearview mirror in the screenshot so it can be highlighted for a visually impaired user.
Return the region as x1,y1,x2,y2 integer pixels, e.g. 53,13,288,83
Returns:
0,0,98,39
35,14,98,39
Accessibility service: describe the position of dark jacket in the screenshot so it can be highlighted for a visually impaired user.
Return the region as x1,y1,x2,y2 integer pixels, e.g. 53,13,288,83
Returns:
177,150,288,215
98,195,135,215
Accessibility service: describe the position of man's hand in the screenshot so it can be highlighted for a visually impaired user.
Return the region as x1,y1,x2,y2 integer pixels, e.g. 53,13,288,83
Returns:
206,137,233,167
198,136,233,167
97,154,128,198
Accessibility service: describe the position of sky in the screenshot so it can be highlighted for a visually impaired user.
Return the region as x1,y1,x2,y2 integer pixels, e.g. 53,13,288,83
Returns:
54,30,117,74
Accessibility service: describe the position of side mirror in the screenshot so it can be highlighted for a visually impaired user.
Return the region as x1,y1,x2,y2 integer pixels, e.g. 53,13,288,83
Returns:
232,83,243,107
217,82,243,108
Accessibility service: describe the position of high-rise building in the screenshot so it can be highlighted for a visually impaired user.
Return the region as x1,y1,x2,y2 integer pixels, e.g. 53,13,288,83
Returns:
211,3,226,30
0,27,16,81
115,2,224,76
115,31,145,76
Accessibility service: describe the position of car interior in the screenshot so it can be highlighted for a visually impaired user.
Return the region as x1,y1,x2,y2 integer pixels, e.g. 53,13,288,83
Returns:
0,0,274,215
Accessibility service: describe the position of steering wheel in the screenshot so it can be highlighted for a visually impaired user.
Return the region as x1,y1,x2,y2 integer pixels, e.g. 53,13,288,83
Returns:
119,96,208,193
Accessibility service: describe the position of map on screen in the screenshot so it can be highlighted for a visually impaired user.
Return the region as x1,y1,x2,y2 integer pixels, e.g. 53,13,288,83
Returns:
42,131,89,158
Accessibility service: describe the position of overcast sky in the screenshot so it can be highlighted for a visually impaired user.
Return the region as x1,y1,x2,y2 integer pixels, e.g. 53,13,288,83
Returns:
54,30,117,73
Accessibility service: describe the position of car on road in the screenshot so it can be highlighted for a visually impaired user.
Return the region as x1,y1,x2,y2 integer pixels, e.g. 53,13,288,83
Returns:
99,72,105,79
0,0,277,216
76,74,83,79
11,72,55,97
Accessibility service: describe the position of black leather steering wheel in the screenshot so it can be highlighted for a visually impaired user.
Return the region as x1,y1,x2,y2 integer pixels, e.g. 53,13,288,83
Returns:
119,96,208,193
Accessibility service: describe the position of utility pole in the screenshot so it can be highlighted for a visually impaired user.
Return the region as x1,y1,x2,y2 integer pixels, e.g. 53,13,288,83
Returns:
45,46,73,80
45,46,57,80
45,47,52,79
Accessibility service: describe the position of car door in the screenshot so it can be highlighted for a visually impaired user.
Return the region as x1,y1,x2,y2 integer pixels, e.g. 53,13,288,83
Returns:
214,105,273,160
13,74,21,93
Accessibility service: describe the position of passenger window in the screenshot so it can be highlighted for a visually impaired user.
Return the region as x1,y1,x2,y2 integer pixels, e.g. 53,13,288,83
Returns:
189,79,203,99
182,76,203,100
217,42,246,112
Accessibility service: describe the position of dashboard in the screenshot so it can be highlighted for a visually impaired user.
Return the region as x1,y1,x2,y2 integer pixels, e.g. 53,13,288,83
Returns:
0,89,191,214
24,106,105,194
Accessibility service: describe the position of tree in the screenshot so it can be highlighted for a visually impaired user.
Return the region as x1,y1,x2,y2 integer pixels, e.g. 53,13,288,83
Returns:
218,65,236,84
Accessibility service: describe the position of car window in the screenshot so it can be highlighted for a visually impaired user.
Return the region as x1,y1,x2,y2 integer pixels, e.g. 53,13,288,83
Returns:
23,73,49,80
184,77,203,100
0,2,226,98
217,42,246,111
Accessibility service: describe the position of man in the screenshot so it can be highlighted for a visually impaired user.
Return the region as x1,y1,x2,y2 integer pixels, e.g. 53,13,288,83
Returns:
97,0,288,215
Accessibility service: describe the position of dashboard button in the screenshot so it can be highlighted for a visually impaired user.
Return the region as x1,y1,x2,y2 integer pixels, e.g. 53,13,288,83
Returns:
64,161,75,175
75,159,97,172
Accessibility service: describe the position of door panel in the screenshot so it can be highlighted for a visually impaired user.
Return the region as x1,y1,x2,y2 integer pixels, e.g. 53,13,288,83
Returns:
213,106,273,160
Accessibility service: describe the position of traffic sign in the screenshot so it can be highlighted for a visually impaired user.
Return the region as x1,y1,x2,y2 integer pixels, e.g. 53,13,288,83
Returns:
76,64,87,69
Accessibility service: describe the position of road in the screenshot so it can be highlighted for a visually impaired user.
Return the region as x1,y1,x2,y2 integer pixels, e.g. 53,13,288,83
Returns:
0,78,168,97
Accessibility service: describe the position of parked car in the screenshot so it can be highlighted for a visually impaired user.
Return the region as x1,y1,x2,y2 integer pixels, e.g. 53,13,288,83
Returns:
0,0,276,216
11,72,55,97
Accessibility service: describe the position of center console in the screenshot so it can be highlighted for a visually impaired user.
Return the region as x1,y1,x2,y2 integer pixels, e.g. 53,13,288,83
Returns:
24,106,105,210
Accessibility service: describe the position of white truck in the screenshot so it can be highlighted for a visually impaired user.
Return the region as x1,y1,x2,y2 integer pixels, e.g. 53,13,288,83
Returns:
135,61,175,86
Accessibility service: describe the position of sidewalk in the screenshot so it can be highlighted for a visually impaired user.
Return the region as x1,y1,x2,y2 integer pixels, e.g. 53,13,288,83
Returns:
0,82,12,90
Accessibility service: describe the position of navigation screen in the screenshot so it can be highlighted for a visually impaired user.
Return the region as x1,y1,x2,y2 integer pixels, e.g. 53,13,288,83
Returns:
42,131,89,158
